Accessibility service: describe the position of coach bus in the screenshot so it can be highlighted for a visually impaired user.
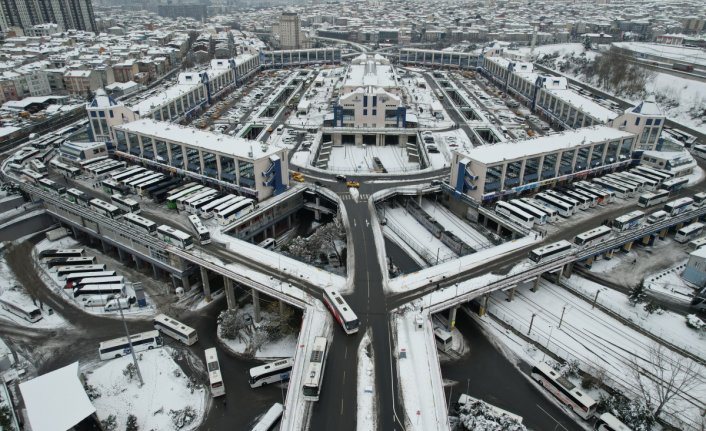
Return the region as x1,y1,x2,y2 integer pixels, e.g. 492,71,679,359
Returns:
167,185,204,209
249,358,295,388
66,188,90,207
535,193,574,217
564,189,597,208
136,176,167,196
675,222,705,243
73,276,125,289
39,248,84,259
38,178,66,195
251,403,284,431
154,313,198,345
210,196,246,219
47,256,96,268
111,194,140,214
613,210,645,232
186,193,219,215
605,174,643,193
216,198,255,226
98,330,163,361
531,362,597,420
187,214,211,245
28,159,47,174
56,264,107,278
204,348,225,397
618,172,657,191
123,213,157,235
528,240,573,263
519,198,559,222
89,199,122,219
663,197,694,216
74,284,126,298
637,190,670,208
0,294,42,323
156,225,194,249
495,201,535,229
100,179,130,195
200,195,238,218
323,288,360,334
545,190,583,211
93,161,126,176
634,166,673,183
111,167,144,182
693,192,706,207
64,271,117,288
510,199,549,225
574,226,612,247
302,336,329,402
574,182,613,204
182,189,218,213
594,412,631,431
660,177,688,193
165,182,199,200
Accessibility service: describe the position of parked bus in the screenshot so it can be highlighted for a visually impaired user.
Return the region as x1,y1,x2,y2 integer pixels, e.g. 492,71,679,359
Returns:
183,189,218,213
47,256,96,268
89,198,122,219
675,222,705,243
495,201,535,229
563,189,596,208
613,210,645,232
574,226,612,247
637,190,670,208
216,199,255,226
251,403,284,431
111,194,140,214
531,362,597,420
80,156,109,168
28,159,47,173
693,145,706,160
56,264,107,278
136,176,167,196
143,178,181,198
165,182,199,200
663,197,694,216
323,288,360,335
153,313,198,345
634,166,673,182
129,173,163,191
258,238,276,250
629,168,664,186
204,348,225,397
187,214,211,245
594,412,631,431
249,358,295,388
123,213,157,235
528,240,573,263
167,185,204,209
618,172,657,191
0,294,42,323
604,177,638,197
98,330,163,361
509,199,548,225
186,193,219,215
39,248,84,259
73,276,125,289
575,182,614,204
693,192,706,207
13,148,39,164
92,161,126,176
434,327,452,352
545,190,583,211
592,178,630,199
211,196,245,217
660,177,688,193
535,193,574,217
606,174,643,193
688,237,706,251
520,198,559,222
64,271,117,288
101,178,130,195
66,188,90,206
38,178,66,195
198,194,237,218
74,284,126,298
646,210,669,224
156,225,194,250
302,336,328,401
111,167,145,182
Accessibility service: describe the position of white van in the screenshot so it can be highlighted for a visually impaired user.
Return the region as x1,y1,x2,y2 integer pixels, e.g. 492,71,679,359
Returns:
647,210,669,224
83,295,111,307
276,125,284,135
258,238,276,250
104,297,131,312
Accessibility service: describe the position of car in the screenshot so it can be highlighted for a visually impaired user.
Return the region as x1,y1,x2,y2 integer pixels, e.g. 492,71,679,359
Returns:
292,175,305,182
335,174,347,182
346,181,360,188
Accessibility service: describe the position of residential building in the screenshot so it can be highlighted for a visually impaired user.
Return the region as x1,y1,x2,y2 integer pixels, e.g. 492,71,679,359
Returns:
63,69,102,97
279,12,301,49
0,0,97,33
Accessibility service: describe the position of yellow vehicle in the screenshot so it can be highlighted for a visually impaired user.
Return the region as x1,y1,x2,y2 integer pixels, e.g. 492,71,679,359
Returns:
291,172,305,182
346,181,360,188
267,126,274,133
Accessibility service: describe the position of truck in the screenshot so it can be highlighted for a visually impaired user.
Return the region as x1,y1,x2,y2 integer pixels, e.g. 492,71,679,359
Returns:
672,63,694,72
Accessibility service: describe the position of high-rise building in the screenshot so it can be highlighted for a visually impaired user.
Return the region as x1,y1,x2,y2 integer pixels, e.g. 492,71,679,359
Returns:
0,0,97,33
279,12,300,49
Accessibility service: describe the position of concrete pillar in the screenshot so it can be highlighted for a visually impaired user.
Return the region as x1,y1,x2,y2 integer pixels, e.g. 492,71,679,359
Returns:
171,275,180,291
659,228,668,239
605,249,614,259
224,277,236,310
585,255,594,268
622,241,633,252
448,306,458,330
152,263,160,279
479,294,489,317
117,247,127,262
71,226,80,238
101,240,109,254
531,275,541,292
287,215,292,229
562,262,573,278
200,266,212,302
133,255,143,270
181,274,190,290
506,286,516,302
253,289,261,323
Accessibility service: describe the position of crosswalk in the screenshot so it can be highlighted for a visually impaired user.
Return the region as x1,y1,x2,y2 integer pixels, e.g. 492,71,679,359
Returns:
340,193,369,201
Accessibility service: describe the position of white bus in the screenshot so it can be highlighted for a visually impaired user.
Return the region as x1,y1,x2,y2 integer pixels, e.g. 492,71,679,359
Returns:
606,174,643,193
56,264,107,278
156,225,194,250
64,271,116,288
73,276,125,289
111,167,145,182
693,192,706,207
251,403,284,431
618,172,657,191
165,182,199,200
660,177,689,193
575,182,614,205
249,358,295,388
564,189,597,208
89,198,122,219
675,222,705,243
528,240,573,263
0,294,42,323
495,201,535,229
637,190,670,208
594,412,631,431
592,178,630,199
204,348,225,397
510,199,548,225
199,194,238,218
136,176,167,196
93,161,126,176
629,168,664,186
520,198,559,222
187,214,211,245
545,190,583,211
613,210,645,232
153,313,198,345
73,284,126,298
302,336,328,401
176,187,211,210
323,288,360,335
39,248,84,259
111,194,140,214
129,173,163,191
38,178,66,194
121,171,154,187
603,178,637,197
434,327,452,352
98,330,163,361
531,362,597,420
647,210,668,224
183,189,218,214
535,193,574,217
123,212,157,235
574,226,612,247
29,159,47,173
663,197,693,216
634,166,673,182
688,237,706,251
216,199,255,226
258,238,276,250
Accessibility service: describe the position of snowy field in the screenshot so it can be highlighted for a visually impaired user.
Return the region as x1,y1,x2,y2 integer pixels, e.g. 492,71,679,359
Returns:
327,145,420,174
484,279,706,429
217,303,298,360
83,346,206,431
356,331,376,431
419,198,494,251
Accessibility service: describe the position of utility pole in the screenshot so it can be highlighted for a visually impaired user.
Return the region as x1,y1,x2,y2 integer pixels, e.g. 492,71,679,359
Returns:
115,294,143,386
528,313,536,336
558,305,566,329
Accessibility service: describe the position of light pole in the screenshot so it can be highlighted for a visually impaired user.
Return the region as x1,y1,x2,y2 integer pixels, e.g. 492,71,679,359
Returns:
528,313,536,336
113,294,143,386
558,305,567,329
592,288,606,310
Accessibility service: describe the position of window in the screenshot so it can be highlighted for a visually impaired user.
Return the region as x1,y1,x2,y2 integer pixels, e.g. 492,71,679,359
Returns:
372,110,377,115
99,111,105,117
363,96,368,107
109,111,114,118
655,119,661,125
363,109,367,115
635,117,640,126
646,119,653,125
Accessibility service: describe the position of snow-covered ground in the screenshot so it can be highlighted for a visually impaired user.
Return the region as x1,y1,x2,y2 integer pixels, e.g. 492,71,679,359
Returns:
510,43,598,63
484,279,706,429
327,145,419,174
356,330,376,431
419,199,494,251
383,205,457,264
217,303,298,360
647,71,706,134
83,346,206,431
643,260,696,303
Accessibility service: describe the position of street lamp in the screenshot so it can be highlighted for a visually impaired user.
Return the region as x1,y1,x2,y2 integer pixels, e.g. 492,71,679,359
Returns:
592,288,606,310
112,294,143,386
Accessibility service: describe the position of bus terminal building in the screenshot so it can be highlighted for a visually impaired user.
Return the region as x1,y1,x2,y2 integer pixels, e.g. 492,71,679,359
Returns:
450,126,637,202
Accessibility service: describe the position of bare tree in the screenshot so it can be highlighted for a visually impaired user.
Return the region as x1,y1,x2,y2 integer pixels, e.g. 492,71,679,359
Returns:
629,343,700,421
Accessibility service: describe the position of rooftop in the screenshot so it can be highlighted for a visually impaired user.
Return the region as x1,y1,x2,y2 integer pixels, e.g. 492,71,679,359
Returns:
546,89,618,122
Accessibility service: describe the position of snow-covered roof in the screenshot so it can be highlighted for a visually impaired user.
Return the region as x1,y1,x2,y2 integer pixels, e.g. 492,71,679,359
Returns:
465,126,634,165
19,362,95,431
116,119,282,160
344,56,397,89
546,89,618,122
89,88,119,108
630,95,663,116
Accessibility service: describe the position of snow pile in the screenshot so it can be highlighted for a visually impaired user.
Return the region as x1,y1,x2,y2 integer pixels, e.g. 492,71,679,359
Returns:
456,398,526,431
84,347,206,431
217,303,298,359
356,331,376,431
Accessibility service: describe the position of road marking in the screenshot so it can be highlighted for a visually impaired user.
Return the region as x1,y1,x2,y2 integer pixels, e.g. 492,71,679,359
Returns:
340,398,344,416
365,219,369,227
342,370,346,384
353,219,357,227
535,404,569,430
344,346,348,359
